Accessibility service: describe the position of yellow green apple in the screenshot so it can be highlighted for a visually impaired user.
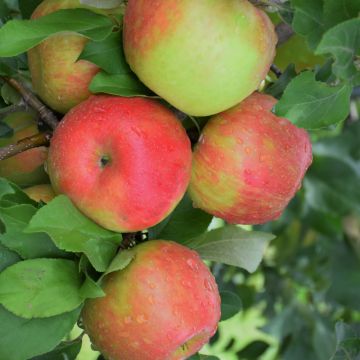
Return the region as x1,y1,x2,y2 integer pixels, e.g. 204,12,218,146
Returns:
27,0,122,114
123,0,277,116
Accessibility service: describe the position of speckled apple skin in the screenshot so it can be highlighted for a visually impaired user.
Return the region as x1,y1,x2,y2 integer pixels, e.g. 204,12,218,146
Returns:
123,0,277,116
47,95,192,232
82,240,221,360
28,0,121,114
189,92,313,224
0,112,48,187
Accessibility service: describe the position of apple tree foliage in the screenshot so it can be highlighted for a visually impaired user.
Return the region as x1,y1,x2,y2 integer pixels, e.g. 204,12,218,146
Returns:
0,0,359,359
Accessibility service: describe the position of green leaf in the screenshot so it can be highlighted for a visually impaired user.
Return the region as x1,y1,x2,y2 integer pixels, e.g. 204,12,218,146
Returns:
0,178,37,206
189,355,220,360
0,305,81,360
0,204,68,259
220,290,242,321
0,120,13,138
26,195,122,272
0,243,20,272
236,341,270,359
80,274,105,299
274,71,352,129
331,322,360,360
265,64,297,99
89,71,152,97
104,248,135,275
316,18,360,84
184,225,275,273
1,82,22,105
30,337,82,360
148,193,213,242
0,9,114,57
80,0,124,10
18,0,42,19
0,259,84,318
323,0,360,30
79,31,127,74
327,242,360,311
304,144,360,216
291,0,325,49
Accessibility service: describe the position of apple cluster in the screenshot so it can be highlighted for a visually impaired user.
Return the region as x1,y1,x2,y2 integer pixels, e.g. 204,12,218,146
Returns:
0,0,313,359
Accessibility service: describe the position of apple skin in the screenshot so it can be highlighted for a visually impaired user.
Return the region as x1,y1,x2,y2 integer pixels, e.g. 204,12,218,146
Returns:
23,184,55,203
189,92,312,224
0,112,48,187
82,240,221,360
123,0,277,116
47,95,192,232
27,0,121,114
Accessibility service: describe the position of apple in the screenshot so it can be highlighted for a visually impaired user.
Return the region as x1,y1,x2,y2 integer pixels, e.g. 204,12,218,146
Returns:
27,0,122,114
23,184,55,203
123,0,277,116
0,112,48,187
82,240,221,360
47,95,192,232
188,92,312,224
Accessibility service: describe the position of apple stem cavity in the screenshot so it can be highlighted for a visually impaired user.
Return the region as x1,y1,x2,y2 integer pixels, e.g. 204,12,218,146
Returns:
99,154,111,168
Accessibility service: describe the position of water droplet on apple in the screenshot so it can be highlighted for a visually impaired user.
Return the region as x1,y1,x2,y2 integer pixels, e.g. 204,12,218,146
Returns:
136,314,148,324
181,280,192,288
94,106,106,113
204,279,214,292
186,258,199,271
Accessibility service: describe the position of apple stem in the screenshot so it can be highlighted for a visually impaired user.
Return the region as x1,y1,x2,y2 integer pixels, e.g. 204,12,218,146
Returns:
1,77,59,130
270,64,282,79
0,131,51,161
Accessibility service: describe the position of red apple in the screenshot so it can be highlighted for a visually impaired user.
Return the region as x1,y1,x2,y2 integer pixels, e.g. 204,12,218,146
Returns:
47,95,192,232
189,92,312,224
123,0,277,116
82,240,221,360
23,184,55,203
28,0,122,114
0,112,48,187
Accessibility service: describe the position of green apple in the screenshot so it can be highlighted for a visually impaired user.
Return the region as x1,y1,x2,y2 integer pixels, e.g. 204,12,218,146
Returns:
189,92,312,224
47,95,192,232
23,184,55,203
0,112,48,187
27,0,122,114
123,0,277,116
82,240,221,360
